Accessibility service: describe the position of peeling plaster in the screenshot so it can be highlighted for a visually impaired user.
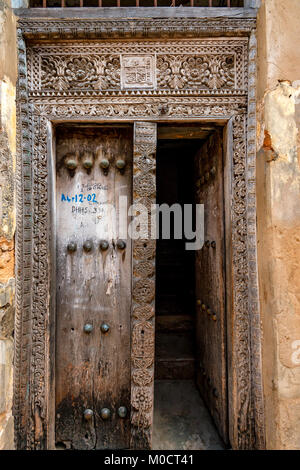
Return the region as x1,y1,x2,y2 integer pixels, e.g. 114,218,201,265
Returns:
257,2,300,448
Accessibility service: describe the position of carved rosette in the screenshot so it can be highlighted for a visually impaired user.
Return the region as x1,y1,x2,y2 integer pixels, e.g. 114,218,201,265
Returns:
40,55,120,91
157,54,235,90
131,122,157,449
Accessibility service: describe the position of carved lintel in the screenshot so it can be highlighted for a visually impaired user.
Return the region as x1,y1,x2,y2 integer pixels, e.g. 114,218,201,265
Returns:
27,39,248,96
17,17,257,41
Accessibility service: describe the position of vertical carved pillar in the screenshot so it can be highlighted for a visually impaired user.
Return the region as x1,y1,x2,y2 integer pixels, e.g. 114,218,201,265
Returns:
31,114,49,449
131,122,157,449
232,113,252,449
14,29,33,449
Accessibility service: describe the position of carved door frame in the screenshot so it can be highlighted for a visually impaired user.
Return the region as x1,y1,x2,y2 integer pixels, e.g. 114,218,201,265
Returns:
14,16,265,450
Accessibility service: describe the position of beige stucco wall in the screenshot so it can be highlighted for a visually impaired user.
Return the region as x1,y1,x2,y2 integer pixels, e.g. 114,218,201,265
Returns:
256,0,300,450
0,0,17,450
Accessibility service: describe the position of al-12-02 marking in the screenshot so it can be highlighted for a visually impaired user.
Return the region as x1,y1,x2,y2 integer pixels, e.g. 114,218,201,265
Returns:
61,193,98,204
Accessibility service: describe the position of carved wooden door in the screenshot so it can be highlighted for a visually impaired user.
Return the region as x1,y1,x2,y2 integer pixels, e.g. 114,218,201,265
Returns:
55,126,132,449
194,129,228,444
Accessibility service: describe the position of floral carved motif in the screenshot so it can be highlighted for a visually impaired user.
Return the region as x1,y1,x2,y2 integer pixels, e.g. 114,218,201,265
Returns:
40,53,235,92
133,261,155,278
133,305,154,322
40,55,120,91
28,40,247,95
132,322,155,359
132,369,153,387
132,387,153,412
134,173,156,198
157,54,235,90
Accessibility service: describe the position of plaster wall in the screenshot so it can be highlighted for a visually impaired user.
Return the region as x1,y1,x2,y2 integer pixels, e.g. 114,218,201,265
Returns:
256,0,300,450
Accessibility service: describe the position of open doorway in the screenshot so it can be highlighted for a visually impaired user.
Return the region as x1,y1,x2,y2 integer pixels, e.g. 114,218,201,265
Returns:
153,124,227,450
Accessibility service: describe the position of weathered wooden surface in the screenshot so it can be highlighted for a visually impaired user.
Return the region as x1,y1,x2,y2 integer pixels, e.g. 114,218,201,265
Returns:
55,126,132,449
194,129,228,444
156,315,194,333
157,125,215,141
15,7,258,20
155,332,195,380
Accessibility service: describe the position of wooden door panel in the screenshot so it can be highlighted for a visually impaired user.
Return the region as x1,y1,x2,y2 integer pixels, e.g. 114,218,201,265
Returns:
55,127,132,449
195,130,228,443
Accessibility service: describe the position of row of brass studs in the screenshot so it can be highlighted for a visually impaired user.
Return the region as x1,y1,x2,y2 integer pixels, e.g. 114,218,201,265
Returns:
67,239,126,253
84,322,110,334
196,166,216,188
84,406,127,421
196,300,217,321
83,320,120,421
204,240,216,249
64,153,126,173
199,364,219,399
69,237,124,424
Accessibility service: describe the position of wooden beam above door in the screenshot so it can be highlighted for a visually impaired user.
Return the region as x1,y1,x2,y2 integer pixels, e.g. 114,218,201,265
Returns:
157,126,215,141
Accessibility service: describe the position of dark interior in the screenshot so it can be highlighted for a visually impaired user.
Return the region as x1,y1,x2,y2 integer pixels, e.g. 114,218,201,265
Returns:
153,125,226,449
155,138,199,381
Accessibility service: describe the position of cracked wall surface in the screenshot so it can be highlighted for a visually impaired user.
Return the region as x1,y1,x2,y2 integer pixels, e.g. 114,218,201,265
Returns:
257,0,300,450
0,0,17,450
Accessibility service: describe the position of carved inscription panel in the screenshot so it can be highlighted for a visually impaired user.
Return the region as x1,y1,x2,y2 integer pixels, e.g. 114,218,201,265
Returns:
121,55,156,89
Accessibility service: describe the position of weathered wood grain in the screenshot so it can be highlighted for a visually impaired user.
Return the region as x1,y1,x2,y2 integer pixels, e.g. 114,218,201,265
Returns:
55,126,132,449
194,129,228,444
15,7,258,20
